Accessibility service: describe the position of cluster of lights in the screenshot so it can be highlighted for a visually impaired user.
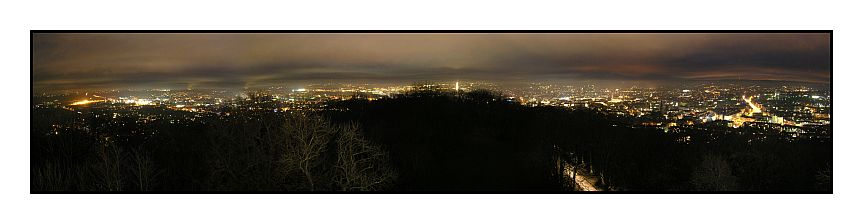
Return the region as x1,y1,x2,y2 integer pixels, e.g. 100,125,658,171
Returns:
70,98,153,106
70,99,101,106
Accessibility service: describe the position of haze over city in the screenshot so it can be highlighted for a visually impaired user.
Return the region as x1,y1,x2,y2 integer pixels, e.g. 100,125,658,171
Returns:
33,33,830,91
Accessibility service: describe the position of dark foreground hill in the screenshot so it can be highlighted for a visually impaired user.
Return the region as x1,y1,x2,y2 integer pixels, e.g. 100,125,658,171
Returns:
31,90,832,192
325,90,831,192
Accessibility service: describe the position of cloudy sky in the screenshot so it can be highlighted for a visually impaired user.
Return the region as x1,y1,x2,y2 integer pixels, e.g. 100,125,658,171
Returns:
32,33,830,90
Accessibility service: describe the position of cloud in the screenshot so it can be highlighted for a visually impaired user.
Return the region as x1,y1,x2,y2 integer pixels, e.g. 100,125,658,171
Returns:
32,33,831,90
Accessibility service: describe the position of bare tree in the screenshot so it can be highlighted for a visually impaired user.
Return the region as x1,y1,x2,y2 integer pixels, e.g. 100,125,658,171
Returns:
280,114,334,191
93,137,125,191
815,163,832,191
129,146,160,191
333,123,397,191
691,153,738,191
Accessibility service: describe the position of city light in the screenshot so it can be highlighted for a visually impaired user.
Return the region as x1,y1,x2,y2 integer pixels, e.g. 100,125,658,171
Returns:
70,99,103,106
40,81,830,145
743,96,762,114
133,99,152,106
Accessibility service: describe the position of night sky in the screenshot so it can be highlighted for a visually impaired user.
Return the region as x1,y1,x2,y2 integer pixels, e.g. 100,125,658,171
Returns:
32,33,831,90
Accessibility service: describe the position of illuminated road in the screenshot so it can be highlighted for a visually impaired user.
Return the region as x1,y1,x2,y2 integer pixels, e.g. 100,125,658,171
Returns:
743,96,762,113
566,164,601,191
558,152,604,191
574,172,600,191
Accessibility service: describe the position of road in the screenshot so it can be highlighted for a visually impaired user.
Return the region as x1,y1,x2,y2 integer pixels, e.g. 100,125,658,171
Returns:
574,170,600,191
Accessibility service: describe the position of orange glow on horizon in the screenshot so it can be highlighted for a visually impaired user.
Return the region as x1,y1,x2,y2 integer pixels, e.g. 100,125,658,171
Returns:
70,99,102,106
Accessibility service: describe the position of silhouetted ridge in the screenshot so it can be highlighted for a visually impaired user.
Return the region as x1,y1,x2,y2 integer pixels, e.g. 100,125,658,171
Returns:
32,89,831,192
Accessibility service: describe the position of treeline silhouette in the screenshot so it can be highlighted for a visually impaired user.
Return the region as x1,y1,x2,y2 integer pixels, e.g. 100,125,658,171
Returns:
326,89,831,191
32,108,395,191
31,89,831,192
